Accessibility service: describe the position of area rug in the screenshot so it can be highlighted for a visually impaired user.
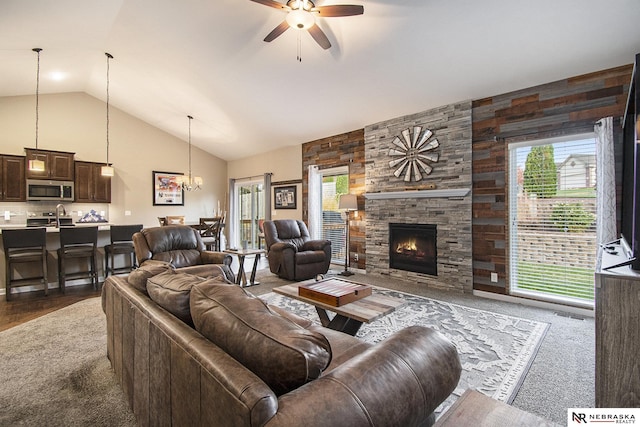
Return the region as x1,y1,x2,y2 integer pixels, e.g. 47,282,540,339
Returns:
261,287,549,414
0,298,136,427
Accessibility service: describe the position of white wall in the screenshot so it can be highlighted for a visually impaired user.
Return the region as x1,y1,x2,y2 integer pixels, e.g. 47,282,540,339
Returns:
0,92,228,228
227,144,303,221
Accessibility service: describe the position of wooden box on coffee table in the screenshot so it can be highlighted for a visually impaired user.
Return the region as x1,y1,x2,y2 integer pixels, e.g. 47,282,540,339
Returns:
298,278,372,307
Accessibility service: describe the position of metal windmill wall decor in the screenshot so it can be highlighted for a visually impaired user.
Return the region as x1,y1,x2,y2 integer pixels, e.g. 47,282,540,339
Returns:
388,126,439,182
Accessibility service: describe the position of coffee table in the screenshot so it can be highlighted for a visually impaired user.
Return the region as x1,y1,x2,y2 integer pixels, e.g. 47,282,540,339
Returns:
223,248,266,287
273,278,404,336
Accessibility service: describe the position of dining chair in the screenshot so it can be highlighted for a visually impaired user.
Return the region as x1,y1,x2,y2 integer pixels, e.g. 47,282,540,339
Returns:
165,216,185,225
198,217,223,251
257,219,266,250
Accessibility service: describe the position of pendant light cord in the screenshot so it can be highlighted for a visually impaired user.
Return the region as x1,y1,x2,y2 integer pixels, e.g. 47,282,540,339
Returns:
187,115,193,181
33,48,42,150
105,53,113,166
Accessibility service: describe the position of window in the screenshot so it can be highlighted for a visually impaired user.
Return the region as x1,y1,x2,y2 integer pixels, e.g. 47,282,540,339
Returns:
509,135,597,307
322,171,349,263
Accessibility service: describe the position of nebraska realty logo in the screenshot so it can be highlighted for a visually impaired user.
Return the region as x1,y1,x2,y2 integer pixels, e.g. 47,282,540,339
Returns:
569,408,639,425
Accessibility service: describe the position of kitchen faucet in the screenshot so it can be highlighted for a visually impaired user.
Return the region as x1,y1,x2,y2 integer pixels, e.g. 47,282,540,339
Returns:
55,203,66,228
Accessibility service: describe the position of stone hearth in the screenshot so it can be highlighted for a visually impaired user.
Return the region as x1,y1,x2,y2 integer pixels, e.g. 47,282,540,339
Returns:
364,101,473,293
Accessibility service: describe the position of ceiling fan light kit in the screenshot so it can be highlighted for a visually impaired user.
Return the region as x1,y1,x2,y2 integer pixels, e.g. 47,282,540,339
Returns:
250,0,363,50
286,9,315,29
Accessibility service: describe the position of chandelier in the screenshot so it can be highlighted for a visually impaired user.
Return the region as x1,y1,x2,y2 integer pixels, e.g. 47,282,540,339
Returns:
178,115,203,191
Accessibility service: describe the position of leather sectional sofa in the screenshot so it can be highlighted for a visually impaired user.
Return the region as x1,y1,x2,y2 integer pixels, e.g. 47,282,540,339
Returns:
102,266,462,426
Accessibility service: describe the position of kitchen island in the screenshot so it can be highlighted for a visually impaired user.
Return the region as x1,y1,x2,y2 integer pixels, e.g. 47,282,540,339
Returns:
1,224,115,298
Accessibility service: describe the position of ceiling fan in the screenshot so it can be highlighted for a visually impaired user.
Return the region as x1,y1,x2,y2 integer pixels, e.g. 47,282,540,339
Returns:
250,0,364,50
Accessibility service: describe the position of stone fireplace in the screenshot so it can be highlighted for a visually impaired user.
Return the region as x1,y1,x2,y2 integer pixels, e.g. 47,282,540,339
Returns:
389,223,437,275
363,101,473,293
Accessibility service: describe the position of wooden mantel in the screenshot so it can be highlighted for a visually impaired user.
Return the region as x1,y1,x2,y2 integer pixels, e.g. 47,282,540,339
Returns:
363,188,470,200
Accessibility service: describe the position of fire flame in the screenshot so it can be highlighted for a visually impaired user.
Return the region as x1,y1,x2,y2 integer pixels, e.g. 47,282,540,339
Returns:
396,238,418,253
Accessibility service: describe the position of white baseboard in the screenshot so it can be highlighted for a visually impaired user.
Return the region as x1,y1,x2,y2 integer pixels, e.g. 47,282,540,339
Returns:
473,290,595,318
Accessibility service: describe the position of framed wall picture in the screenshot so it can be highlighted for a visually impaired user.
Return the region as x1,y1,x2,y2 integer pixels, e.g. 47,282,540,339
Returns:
274,185,297,209
153,171,184,206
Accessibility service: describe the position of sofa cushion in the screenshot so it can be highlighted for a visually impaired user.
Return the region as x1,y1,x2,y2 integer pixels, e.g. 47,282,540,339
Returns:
177,264,235,283
190,281,332,395
147,270,229,326
127,260,174,294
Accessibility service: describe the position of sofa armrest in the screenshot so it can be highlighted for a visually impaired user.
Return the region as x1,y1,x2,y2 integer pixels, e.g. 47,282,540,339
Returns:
201,251,232,266
300,239,331,252
265,326,461,427
269,242,297,253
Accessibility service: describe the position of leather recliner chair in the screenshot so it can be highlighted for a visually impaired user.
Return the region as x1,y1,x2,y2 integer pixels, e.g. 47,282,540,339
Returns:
133,225,234,282
263,219,331,280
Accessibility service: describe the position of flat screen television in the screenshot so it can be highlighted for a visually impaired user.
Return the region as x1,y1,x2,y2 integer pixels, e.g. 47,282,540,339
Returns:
620,53,640,270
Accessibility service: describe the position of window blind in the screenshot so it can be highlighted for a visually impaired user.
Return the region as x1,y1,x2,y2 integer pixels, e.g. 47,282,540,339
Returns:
509,136,597,306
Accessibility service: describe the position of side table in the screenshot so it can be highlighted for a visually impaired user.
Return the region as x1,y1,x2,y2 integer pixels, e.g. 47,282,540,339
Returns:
434,389,559,427
223,248,266,287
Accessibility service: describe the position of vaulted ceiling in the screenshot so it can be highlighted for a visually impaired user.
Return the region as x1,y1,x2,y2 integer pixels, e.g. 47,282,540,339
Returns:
1,0,639,161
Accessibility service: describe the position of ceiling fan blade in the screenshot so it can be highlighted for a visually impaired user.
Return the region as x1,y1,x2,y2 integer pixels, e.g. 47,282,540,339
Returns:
264,20,290,42
307,24,331,49
313,5,364,17
250,0,289,10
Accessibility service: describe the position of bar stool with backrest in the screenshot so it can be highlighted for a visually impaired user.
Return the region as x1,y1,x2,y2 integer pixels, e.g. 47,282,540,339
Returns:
2,227,48,301
104,224,143,277
57,226,99,293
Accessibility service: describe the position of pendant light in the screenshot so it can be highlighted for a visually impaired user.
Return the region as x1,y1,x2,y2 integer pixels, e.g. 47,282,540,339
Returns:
181,115,203,191
28,48,46,172
101,52,115,177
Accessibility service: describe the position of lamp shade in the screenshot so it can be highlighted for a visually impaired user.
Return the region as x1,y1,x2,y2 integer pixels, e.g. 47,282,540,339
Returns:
339,194,358,211
28,159,45,172
101,165,114,177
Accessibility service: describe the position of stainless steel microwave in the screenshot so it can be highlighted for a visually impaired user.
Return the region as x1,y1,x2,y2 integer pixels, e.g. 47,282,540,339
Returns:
26,179,74,201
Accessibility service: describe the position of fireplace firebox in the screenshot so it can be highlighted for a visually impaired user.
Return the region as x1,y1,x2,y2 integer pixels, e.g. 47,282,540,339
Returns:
389,223,437,275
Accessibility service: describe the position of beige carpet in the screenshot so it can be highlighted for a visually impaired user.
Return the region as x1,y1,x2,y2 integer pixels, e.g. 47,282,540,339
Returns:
0,297,136,427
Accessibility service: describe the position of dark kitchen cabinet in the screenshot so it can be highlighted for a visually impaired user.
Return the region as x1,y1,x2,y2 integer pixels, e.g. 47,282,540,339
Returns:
75,161,111,203
0,155,26,201
25,148,75,181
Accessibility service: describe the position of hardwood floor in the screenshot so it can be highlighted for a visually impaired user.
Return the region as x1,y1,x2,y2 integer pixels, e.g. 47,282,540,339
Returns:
0,255,270,332
0,284,101,332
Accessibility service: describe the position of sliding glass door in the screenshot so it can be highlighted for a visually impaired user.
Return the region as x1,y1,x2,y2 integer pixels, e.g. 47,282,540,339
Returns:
233,179,264,250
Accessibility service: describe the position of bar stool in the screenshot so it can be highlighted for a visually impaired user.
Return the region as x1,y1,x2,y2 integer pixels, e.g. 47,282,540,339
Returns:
2,227,48,301
104,224,143,276
57,226,99,292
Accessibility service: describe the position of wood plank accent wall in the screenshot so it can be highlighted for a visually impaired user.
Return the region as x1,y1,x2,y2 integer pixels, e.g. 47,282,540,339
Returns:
302,130,366,269
471,64,633,294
